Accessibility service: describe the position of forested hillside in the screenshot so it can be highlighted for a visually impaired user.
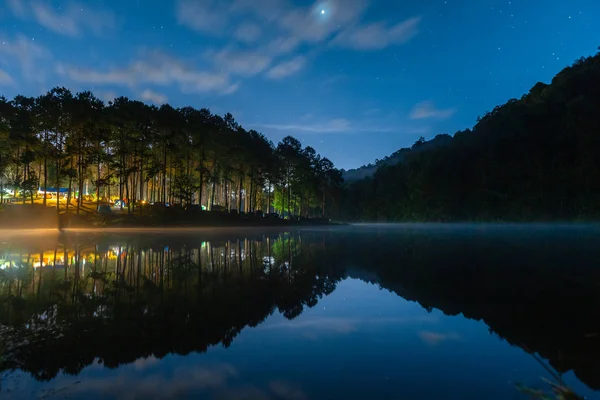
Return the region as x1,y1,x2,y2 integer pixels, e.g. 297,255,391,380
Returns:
343,50,600,221
0,90,342,218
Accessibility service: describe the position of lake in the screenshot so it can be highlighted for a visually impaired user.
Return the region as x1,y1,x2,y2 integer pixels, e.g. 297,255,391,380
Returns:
0,224,599,399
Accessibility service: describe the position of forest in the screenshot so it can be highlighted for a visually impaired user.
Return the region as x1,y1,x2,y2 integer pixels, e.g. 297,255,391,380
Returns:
0,89,343,218
343,50,600,221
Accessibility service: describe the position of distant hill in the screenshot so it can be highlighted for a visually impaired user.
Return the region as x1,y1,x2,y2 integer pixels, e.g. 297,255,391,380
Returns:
342,50,600,221
342,134,453,181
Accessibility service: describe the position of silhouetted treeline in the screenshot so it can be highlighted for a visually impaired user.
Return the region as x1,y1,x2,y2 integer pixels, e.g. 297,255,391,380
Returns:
0,90,342,217
343,50,600,221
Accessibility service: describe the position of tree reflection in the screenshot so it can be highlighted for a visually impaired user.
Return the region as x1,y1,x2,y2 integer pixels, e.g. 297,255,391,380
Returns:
0,232,344,382
0,228,599,392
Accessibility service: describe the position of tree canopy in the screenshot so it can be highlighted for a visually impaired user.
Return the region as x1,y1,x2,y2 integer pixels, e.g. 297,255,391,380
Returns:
0,89,343,218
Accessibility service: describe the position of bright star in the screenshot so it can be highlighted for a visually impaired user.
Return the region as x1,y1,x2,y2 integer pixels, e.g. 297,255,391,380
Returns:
321,9,325,14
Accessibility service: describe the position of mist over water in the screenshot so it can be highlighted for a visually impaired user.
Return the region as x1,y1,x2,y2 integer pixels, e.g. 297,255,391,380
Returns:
0,224,599,399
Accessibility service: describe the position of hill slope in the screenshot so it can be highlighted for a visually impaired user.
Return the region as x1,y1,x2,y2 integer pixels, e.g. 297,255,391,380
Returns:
342,50,600,221
342,134,453,181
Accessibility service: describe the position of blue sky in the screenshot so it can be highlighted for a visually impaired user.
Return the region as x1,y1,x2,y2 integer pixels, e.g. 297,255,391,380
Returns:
0,0,599,170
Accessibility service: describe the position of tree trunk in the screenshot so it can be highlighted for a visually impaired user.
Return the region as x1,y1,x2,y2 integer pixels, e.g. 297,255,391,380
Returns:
237,174,243,211
287,171,291,217
210,156,218,209
162,147,167,204
198,168,204,207
66,157,73,214
96,159,101,211
139,156,144,202
125,171,131,213
14,147,19,201
43,135,48,206
76,153,82,215
267,182,271,214
249,176,254,212
56,157,60,215
225,179,230,211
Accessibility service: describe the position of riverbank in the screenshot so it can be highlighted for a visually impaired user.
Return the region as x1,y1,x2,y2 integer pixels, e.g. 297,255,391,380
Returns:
61,211,336,229
0,203,337,230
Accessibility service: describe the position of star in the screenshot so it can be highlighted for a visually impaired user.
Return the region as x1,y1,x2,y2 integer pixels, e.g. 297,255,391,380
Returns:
321,9,325,15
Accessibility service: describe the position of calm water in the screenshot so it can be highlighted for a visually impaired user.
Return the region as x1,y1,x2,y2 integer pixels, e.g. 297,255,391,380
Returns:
1,224,599,399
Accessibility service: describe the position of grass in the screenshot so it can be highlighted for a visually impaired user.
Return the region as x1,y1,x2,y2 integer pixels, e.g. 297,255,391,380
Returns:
515,351,585,400
515,378,584,400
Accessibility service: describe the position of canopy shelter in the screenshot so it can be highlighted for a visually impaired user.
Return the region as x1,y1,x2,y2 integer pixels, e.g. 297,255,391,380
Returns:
37,188,70,197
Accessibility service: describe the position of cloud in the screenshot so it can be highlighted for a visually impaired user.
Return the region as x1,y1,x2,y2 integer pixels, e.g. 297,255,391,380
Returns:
269,381,307,400
211,48,272,77
266,56,306,79
140,89,167,104
9,1,116,37
47,363,240,400
410,101,456,120
0,69,13,85
266,36,300,55
58,50,239,95
178,1,419,51
176,0,420,88
234,22,262,43
333,17,421,50
252,118,393,134
278,0,367,44
0,33,50,81
418,331,462,346
176,0,228,34
6,0,26,17
98,91,117,104
261,316,359,334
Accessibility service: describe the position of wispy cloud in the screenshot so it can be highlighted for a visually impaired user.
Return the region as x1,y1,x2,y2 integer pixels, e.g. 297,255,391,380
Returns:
418,331,462,346
251,118,394,134
58,50,239,95
49,363,240,399
269,381,308,400
0,69,14,85
0,33,50,81
140,89,167,104
8,1,117,37
234,22,262,44
211,48,272,77
410,101,456,120
176,0,421,85
98,91,117,104
333,17,421,50
267,36,300,55
278,0,368,44
5,0,26,18
176,0,228,35
267,56,306,79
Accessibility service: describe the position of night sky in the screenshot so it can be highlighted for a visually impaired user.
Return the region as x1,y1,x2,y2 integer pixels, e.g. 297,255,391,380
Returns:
1,0,599,170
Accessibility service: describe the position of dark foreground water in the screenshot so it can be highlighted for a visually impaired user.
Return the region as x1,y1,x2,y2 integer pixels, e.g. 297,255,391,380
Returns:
1,224,599,399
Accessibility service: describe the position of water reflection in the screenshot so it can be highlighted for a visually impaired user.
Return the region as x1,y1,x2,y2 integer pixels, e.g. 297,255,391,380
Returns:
0,225,599,399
